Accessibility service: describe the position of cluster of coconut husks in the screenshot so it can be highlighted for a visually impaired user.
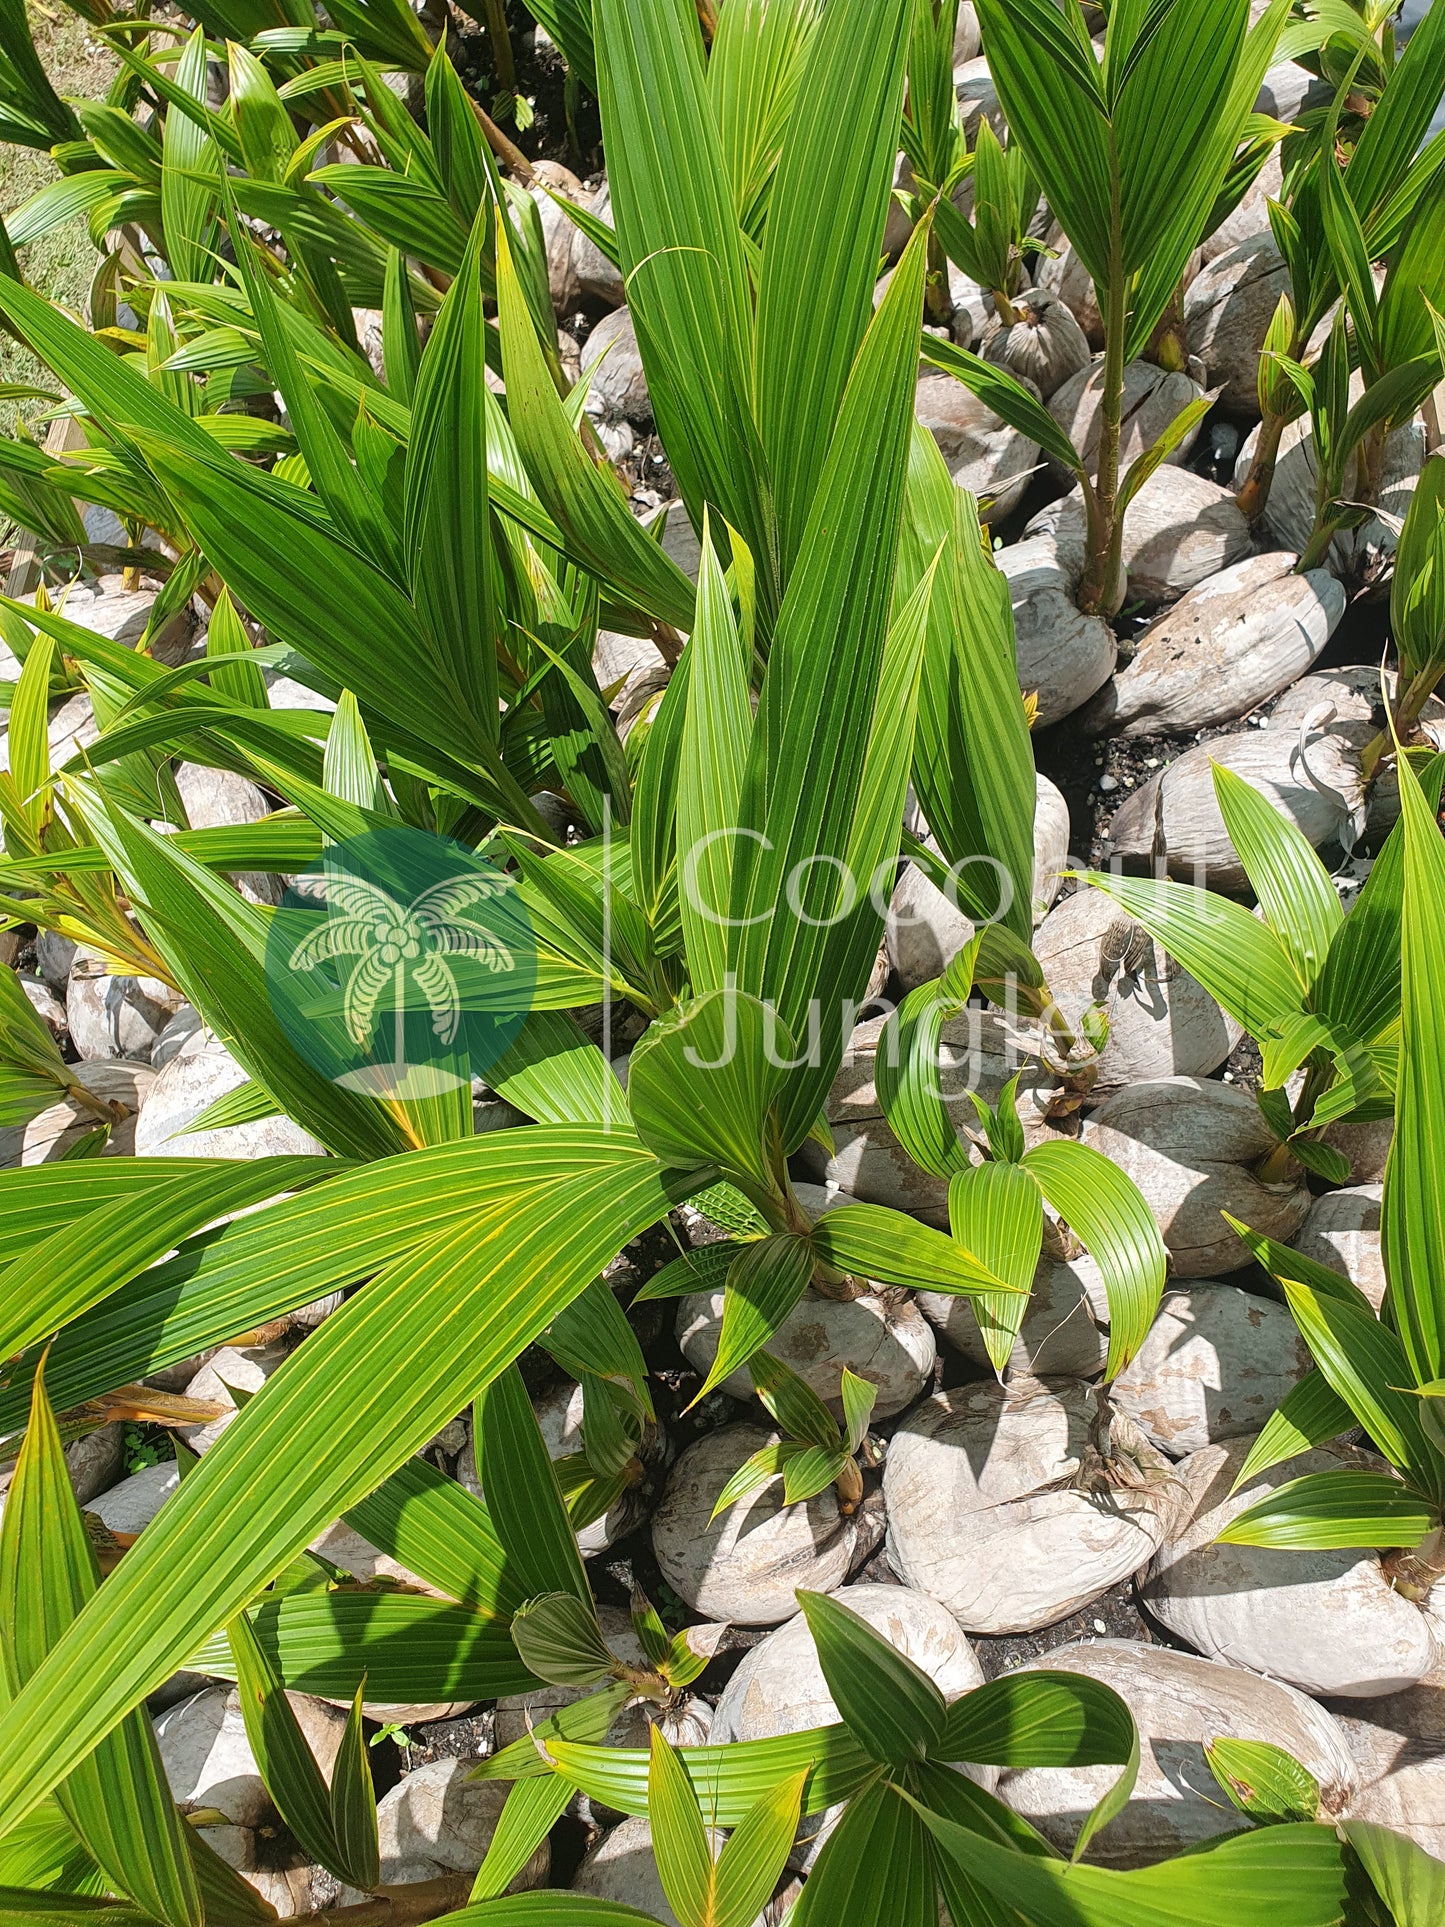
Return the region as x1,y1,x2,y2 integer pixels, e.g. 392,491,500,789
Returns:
6,22,1445,1927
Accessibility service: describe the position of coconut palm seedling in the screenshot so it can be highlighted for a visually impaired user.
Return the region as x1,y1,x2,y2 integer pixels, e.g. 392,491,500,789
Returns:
887,0,1031,333
1262,75,1445,579
0,0,82,153
469,1583,1445,1926
1216,747,1445,1611
1083,753,1441,1188
0,431,89,574
1,27,481,376
1236,0,1445,527
0,1361,295,1924
0,2,1062,1871
1386,452,1445,749
893,2,1067,379
854,912,1171,1496
0,934,132,1146
934,119,1052,340
0,581,273,998
187,1349,680,1833
924,0,1290,614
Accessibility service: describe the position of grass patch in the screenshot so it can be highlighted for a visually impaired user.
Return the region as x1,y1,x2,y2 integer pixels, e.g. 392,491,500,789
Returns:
1,5,117,436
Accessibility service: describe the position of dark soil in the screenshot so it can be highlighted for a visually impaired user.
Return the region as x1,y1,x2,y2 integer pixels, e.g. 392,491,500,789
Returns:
971,1578,1158,1680
450,6,603,175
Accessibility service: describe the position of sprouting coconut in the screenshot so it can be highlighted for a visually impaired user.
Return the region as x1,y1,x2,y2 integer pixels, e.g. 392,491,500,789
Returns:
1081,1077,1309,1275
981,287,1091,400
883,1380,1183,1634
1031,886,1240,1100
917,1248,1111,1381
336,1757,548,1904
1144,1437,1441,1700
651,1424,869,1624
154,1686,348,1916
997,1641,1358,1866
1110,1284,1314,1456
1183,231,1290,419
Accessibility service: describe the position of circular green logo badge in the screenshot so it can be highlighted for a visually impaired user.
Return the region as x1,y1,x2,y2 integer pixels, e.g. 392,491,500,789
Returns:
264,825,536,1100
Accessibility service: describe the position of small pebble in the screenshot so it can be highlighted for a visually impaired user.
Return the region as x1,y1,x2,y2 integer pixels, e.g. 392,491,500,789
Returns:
1144,757,1159,768
1098,773,1118,793
1210,421,1240,464
1092,1618,1108,1635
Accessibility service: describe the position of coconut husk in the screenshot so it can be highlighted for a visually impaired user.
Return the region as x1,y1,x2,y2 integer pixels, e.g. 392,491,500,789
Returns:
534,1376,664,1554
1330,1659,1445,1862
1254,60,1320,125
1026,465,1254,611
1233,380,1425,586
918,1250,1112,1380
997,1641,1358,1865
713,1583,991,1872
1271,667,1445,844
1082,1076,1309,1275
1029,783,1069,935
573,178,627,309
954,1,981,63
997,534,1117,726
954,54,1006,142
1080,551,1343,739
1198,151,1285,264
676,1288,935,1420
886,860,975,991
1145,1437,1437,1699
1047,360,1206,482
1111,1284,1313,1455
529,161,588,315
1324,1116,1394,1185
1104,722,1368,892
580,304,652,426
1036,239,1104,350
945,265,995,351
65,946,180,1063
883,1382,1183,1634
336,1758,547,1905
886,772,1070,990
1183,231,1290,419
572,1816,763,1926
0,1059,152,1169
1294,1183,1386,1310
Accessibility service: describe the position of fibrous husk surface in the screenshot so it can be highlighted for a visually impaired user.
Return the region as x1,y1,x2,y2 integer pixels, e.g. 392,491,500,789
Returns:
883,1381,1182,1634
1081,1077,1309,1276
997,1640,1358,1866
1079,552,1343,740
1144,1437,1439,1699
